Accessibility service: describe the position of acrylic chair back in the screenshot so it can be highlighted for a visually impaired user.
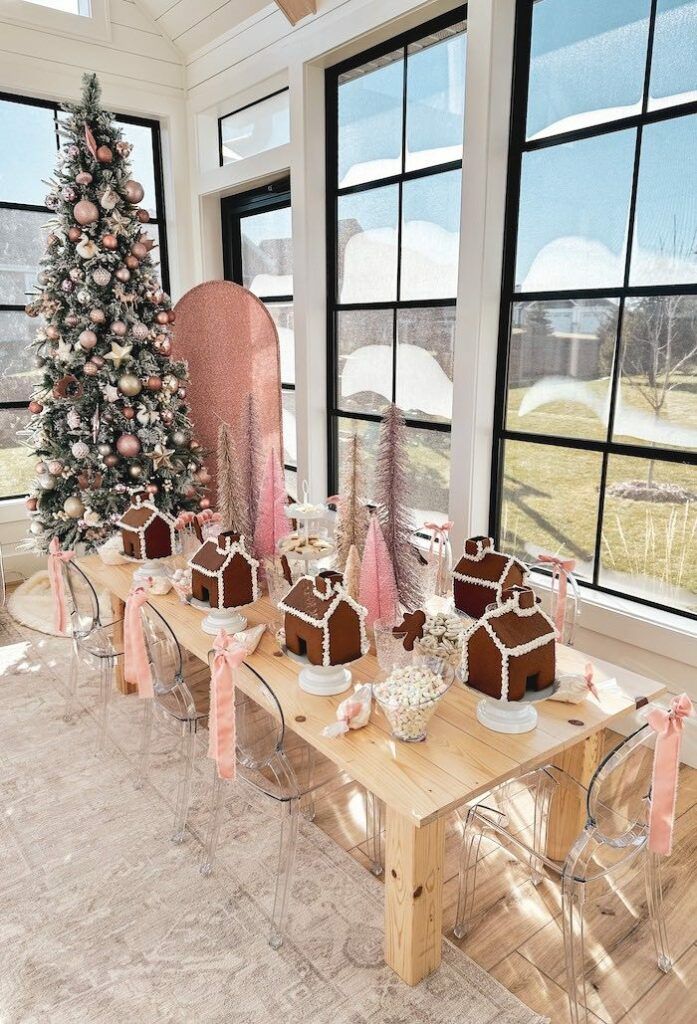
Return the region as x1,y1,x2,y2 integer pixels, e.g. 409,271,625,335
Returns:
207,652,285,772
64,561,101,638
139,603,199,718
528,560,581,646
585,723,659,847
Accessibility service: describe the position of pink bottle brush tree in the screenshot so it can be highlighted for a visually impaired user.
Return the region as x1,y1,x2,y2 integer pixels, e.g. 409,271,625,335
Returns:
254,446,291,559
359,516,400,629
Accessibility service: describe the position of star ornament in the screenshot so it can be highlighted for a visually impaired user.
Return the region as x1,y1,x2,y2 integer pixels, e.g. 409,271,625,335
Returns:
146,443,175,470
55,337,73,362
105,341,133,368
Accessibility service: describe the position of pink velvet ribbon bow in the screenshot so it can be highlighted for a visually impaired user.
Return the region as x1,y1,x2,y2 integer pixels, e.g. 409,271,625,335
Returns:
538,554,576,639
208,630,246,781
422,521,454,596
648,693,693,855
124,586,153,699
48,537,75,635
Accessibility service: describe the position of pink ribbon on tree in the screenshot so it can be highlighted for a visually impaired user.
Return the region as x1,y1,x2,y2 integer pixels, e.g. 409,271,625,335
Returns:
124,585,153,698
47,537,75,635
208,630,246,781
84,124,98,160
538,554,576,639
647,693,693,855
422,521,454,596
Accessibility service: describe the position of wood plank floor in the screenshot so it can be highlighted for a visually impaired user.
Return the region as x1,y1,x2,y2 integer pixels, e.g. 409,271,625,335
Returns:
310,737,697,1024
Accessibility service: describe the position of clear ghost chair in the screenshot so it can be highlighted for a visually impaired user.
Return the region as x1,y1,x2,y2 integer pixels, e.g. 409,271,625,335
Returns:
453,715,687,1023
62,561,124,749
200,659,335,949
136,602,211,844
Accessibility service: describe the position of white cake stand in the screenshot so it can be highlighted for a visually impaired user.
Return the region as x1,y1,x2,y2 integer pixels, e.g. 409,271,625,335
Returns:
282,645,352,696
457,671,559,734
132,558,170,586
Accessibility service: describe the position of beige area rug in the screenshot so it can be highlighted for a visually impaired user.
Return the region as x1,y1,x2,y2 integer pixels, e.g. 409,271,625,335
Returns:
0,609,548,1024
6,570,112,637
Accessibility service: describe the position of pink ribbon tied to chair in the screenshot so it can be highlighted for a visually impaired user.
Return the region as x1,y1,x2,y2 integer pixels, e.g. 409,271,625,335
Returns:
422,521,454,596
208,630,246,781
48,537,75,635
648,693,693,855
124,585,153,699
538,554,576,640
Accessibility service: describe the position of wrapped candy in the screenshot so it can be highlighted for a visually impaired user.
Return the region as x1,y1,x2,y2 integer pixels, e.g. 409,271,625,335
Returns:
322,684,373,737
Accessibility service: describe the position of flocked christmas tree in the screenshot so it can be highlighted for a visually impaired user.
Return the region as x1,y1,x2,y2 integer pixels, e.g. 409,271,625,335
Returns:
24,73,205,551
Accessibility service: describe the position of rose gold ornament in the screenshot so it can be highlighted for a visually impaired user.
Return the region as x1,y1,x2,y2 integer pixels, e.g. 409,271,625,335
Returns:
155,311,169,325
48,460,63,476
115,267,131,283
146,483,158,495
75,171,93,186
46,325,60,341
89,308,106,324
125,256,139,270
90,355,105,367
25,496,38,511
68,226,82,243
199,498,211,510
64,313,79,328
73,200,99,226
146,375,162,391
177,387,186,399
131,242,147,260
161,410,173,426
84,362,99,376
96,145,113,163
136,209,150,223
79,329,97,350
102,233,118,251
116,433,141,457
168,310,176,324
28,400,43,414
104,453,119,468
124,180,145,204
123,407,135,420
111,320,127,336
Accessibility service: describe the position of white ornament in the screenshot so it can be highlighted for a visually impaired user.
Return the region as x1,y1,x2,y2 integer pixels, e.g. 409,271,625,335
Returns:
76,238,98,260
136,407,159,426
30,521,44,535
103,384,119,403
55,337,73,362
83,508,101,526
132,322,149,341
67,409,81,429
71,441,90,459
92,268,111,287
100,187,120,211
77,289,91,305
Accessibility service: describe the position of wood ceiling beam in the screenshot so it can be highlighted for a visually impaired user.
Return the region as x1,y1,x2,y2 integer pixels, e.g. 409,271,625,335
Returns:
274,0,316,26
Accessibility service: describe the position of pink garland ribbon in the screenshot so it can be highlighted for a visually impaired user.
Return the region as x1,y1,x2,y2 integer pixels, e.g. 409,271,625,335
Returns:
84,124,98,160
422,521,454,596
124,585,153,699
48,537,75,635
647,694,693,855
208,630,246,781
538,554,576,639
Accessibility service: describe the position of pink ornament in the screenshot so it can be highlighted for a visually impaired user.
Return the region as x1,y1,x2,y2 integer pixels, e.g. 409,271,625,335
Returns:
124,180,144,204
199,497,211,509
102,233,118,251
359,517,400,629
79,329,97,350
48,460,63,475
253,447,291,559
115,267,130,283
28,400,43,414
73,200,99,226
89,309,106,324
46,325,60,340
96,145,113,163
116,433,141,457
131,242,147,260
111,320,127,336
75,171,93,185
146,483,158,495
84,362,99,376
155,311,169,325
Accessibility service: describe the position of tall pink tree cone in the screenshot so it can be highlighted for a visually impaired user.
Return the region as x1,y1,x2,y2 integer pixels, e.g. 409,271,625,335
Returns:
254,446,291,559
359,516,399,629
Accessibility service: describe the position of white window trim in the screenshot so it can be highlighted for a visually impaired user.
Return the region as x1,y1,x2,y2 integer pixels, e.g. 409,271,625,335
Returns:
0,0,111,42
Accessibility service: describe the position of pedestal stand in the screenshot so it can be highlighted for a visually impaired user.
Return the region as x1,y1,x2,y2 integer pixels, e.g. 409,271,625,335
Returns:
201,607,248,636
283,646,352,696
133,559,169,587
475,696,538,733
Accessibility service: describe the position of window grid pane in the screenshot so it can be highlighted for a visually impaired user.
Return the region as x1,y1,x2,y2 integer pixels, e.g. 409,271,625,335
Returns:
328,12,466,507
493,0,697,619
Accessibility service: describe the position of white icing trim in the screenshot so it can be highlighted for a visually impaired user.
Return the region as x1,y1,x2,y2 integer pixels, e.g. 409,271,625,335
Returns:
461,590,556,701
188,534,260,609
453,555,529,606
117,498,177,557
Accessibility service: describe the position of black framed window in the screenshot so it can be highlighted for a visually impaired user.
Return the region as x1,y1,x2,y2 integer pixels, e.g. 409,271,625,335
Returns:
221,179,297,498
0,91,169,501
325,9,467,524
218,88,290,167
492,0,697,618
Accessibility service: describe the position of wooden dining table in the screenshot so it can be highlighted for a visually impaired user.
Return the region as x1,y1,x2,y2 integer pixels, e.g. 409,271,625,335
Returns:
80,554,665,987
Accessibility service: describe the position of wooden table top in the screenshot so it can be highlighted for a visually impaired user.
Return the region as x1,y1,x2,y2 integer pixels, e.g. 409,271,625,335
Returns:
80,555,665,827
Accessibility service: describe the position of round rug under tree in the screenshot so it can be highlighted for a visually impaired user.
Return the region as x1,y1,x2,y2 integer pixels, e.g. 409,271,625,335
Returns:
6,570,110,637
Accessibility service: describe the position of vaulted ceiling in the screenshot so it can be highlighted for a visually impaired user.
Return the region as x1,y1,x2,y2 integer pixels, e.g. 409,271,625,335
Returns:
135,0,316,59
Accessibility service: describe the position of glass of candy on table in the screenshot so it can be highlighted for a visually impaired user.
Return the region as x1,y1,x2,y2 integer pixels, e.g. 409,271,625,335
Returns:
373,655,454,743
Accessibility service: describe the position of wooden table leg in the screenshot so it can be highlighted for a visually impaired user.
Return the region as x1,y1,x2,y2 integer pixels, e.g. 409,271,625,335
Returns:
384,807,445,985
109,593,133,695
546,730,605,861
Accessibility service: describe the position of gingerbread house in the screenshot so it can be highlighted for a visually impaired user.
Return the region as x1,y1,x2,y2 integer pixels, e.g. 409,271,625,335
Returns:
461,586,556,701
188,531,259,610
118,496,177,560
279,572,369,667
452,536,527,619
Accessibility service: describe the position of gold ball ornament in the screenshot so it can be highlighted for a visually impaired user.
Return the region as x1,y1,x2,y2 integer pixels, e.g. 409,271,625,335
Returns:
63,496,85,519
117,373,142,397
73,200,99,226
128,464,143,479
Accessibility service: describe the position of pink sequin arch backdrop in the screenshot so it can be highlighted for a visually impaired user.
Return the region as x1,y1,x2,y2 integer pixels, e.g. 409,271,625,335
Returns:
173,281,284,497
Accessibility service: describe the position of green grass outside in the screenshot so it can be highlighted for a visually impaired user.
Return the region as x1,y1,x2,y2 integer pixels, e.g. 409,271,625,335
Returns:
0,446,34,500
